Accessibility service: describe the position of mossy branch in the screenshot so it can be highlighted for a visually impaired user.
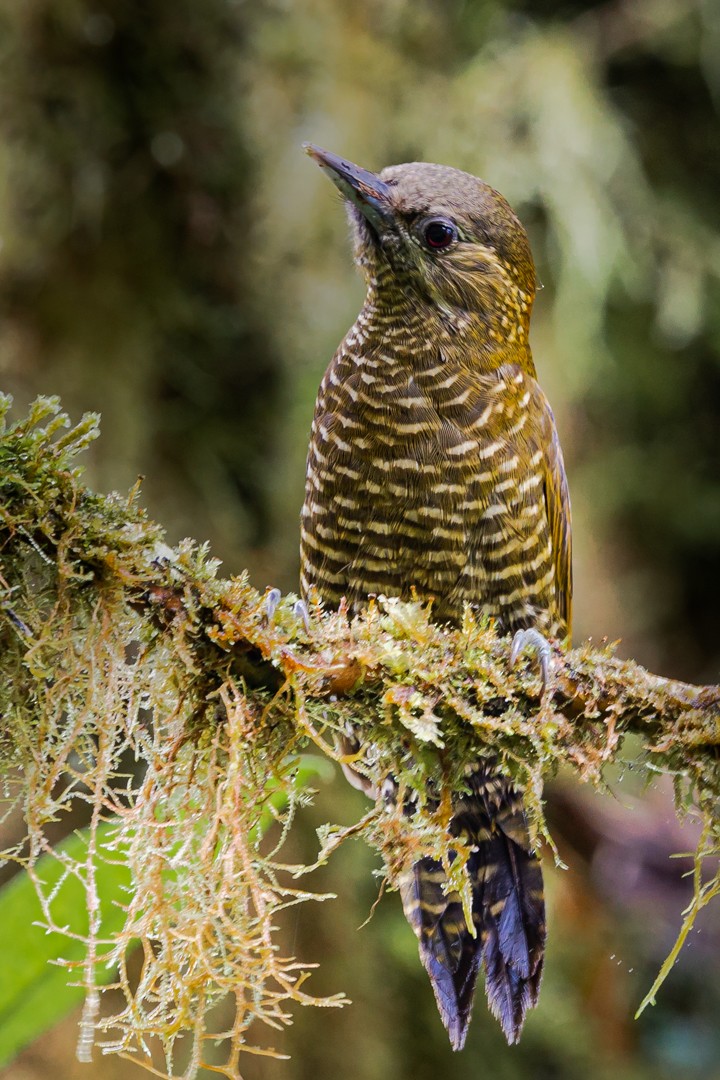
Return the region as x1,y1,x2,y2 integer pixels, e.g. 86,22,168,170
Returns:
0,396,718,1078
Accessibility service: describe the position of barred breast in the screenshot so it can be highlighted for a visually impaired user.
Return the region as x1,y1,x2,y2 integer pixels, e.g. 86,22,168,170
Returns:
300,319,570,637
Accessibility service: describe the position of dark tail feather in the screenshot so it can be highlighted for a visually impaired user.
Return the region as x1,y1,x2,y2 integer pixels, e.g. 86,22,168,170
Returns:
474,832,545,1043
399,763,545,1049
399,856,481,1050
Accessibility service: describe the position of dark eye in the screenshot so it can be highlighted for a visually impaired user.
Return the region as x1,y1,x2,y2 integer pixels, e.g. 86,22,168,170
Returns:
422,218,458,250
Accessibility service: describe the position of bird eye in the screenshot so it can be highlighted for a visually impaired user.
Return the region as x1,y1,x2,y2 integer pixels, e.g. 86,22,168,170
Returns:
421,218,458,250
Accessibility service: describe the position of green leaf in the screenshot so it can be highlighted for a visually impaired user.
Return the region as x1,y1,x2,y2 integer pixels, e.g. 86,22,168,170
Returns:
0,822,131,1068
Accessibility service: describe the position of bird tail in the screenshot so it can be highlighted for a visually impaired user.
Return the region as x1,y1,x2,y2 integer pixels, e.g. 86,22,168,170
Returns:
399,761,545,1049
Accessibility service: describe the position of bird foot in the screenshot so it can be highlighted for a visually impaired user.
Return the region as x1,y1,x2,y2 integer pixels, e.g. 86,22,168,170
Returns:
264,591,313,637
337,725,377,797
264,587,282,623
292,598,311,632
510,628,553,691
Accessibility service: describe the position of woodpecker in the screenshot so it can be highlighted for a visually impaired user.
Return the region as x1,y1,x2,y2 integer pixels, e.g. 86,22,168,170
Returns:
300,144,571,1049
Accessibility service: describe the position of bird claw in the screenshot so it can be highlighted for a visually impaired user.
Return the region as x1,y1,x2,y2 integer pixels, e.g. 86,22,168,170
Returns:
264,587,282,623
292,598,311,632
337,725,377,797
510,628,553,691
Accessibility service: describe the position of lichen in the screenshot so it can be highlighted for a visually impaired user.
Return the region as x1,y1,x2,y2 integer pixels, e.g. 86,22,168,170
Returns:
0,397,718,1077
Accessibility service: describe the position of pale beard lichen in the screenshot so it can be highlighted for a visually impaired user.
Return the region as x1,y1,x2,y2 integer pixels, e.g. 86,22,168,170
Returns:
0,396,717,1077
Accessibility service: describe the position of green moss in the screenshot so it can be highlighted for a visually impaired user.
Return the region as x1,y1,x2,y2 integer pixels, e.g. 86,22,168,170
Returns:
0,397,717,1078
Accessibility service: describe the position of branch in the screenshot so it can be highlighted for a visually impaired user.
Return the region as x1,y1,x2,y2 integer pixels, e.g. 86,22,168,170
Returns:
0,395,718,1078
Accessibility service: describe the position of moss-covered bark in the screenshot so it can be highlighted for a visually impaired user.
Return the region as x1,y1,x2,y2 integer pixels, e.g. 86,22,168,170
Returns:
0,397,717,1078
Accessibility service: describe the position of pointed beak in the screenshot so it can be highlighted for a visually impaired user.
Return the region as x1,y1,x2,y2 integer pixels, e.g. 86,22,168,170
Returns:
304,143,394,234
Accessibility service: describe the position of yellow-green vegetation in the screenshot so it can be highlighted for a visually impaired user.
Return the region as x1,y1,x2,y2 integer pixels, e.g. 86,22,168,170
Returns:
0,396,718,1078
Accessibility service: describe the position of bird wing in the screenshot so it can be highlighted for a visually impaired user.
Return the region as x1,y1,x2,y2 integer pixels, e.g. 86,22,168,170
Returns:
440,364,571,636
535,391,572,638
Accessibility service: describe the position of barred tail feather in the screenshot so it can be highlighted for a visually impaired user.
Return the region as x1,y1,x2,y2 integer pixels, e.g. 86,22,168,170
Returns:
474,833,545,1043
399,856,482,1051
399,762,545,1049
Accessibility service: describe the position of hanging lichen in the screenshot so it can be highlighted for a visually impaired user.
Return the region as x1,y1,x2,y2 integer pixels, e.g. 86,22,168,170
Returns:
0,397,718,1078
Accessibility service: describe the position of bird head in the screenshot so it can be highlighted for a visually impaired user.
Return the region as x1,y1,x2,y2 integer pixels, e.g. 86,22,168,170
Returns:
305,144,536,343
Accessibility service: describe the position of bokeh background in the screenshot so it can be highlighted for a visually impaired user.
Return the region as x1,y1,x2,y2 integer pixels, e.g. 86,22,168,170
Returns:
1,0,719,1077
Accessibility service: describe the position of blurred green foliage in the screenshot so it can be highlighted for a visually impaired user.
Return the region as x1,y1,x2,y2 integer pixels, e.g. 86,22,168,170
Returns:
0,0,719,1078
0,823,130,1069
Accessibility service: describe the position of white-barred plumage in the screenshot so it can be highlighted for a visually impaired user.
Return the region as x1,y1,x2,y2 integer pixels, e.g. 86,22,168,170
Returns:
301,145,572,1050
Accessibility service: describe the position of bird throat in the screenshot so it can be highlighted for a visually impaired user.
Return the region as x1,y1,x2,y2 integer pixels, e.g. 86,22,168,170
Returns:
351,271,536,379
